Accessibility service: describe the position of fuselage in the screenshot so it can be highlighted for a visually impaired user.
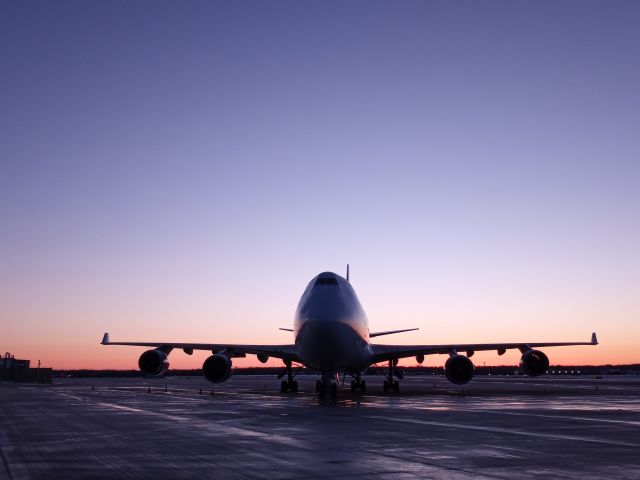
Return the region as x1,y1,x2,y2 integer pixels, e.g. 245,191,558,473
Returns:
294,272,373,372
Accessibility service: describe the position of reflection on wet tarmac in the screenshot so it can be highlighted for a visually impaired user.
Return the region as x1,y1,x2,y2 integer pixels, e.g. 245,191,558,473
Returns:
2,375,639,479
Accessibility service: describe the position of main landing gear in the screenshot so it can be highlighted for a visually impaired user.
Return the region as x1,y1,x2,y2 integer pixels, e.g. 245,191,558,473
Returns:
382,359,402,393
350,376,366,393
383,379,400,393
281,379,298,393
279,361,298,393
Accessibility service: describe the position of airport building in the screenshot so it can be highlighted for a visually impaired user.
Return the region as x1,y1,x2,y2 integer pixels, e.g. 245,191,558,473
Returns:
0,352,52,383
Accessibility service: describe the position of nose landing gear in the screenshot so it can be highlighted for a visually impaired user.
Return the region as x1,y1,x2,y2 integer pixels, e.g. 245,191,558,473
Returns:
317,381,338,400
317,373,338,400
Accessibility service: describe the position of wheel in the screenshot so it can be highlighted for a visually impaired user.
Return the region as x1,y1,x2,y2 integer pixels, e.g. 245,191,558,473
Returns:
330,383,338,400
315,380,322,393
383,380,389,393
331,382,338,399
281,380,288,393
360,380,366,393
290,380,298,392
393,380,400,393
318,381,326,399
350,380,356,392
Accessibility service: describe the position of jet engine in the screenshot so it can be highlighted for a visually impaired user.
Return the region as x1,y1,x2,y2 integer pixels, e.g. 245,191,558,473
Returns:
138,349,170,376
444,354,475,385
520,349,549,377
203,354,233,383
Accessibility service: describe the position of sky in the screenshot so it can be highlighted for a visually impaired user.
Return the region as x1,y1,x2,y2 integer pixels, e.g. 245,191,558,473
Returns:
1,1,639,370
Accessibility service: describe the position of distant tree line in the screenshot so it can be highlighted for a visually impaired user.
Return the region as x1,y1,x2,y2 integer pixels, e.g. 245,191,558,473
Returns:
54,364,640,378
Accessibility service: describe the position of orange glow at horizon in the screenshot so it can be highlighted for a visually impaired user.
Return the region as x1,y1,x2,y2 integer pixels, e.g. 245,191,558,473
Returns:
3,266,639,371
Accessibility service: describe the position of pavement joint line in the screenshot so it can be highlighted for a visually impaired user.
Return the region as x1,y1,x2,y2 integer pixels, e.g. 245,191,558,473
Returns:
96,402,190,422
487,410,640,426
360,448,509,480
57,393,317,451
365,415,640,448
0,446,13,480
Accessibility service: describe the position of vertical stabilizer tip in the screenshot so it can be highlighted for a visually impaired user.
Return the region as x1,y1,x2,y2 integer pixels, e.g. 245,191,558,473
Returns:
591,332,598,344
101,333,110,345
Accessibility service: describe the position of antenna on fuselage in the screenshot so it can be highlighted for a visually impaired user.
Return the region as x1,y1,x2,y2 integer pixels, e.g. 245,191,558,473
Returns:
346,264,350,283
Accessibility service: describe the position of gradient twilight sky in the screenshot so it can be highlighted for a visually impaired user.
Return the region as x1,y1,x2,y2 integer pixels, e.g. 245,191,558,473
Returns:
1,1,639,370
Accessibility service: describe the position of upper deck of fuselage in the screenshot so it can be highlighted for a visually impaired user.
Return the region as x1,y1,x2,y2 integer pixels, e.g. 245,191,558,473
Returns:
299,271,352,301
294,271,369,337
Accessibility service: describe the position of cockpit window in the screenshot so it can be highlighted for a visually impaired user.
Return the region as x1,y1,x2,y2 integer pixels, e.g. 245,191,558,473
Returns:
314,277,338,286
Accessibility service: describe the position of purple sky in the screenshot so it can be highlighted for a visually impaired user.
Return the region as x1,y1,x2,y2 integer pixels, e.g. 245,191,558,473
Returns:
1,1,639,368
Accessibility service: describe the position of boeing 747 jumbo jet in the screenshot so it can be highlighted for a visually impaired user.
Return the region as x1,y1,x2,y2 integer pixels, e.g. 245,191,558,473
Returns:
102,268,598,399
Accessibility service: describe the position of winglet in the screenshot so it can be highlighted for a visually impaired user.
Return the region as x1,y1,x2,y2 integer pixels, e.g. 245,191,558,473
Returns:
591,332,598,345
101,332,110,345
346,264,350,283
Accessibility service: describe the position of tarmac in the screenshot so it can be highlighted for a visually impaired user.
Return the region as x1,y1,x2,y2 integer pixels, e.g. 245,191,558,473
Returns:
1,375,639,479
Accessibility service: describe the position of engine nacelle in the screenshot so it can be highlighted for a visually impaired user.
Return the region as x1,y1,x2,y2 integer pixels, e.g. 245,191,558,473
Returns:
257,353,269,364
203,354,233,383
138,349,169,376
520,349,549,377
445,355,475,385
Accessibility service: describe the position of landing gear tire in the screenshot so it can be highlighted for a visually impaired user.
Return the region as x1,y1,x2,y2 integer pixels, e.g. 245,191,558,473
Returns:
393,380,400,393
383,380,389,393
351,379,366,393
330,383,338,400
280,380,298,393
318,381,327,400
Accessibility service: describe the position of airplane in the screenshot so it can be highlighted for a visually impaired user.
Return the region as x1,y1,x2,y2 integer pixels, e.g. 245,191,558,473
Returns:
101,267,598,399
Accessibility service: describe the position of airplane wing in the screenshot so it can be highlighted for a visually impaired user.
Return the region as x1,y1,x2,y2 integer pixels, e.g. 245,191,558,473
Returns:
101,333,300,362
370,332,598,363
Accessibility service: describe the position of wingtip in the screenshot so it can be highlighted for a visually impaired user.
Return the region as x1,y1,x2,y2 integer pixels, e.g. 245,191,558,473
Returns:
591,332,598,345
101,332,110,345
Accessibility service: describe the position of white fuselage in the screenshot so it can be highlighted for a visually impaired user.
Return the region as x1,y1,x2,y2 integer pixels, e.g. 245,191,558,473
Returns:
294,272,373,373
